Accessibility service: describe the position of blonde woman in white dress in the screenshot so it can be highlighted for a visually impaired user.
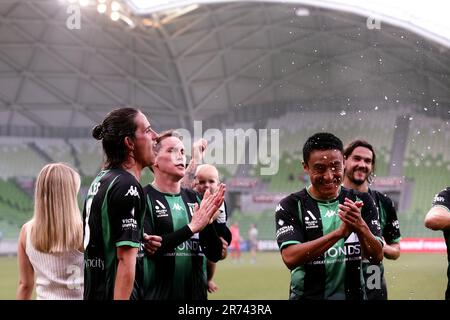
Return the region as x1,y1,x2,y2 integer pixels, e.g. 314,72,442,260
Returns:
16,163,84,300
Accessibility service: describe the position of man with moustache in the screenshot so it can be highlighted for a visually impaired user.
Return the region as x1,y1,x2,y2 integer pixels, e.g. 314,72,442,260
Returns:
343,140,401,300
275,132,383,300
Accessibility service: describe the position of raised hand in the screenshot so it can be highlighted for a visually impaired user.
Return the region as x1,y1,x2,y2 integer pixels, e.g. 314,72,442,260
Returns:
188,184,226,234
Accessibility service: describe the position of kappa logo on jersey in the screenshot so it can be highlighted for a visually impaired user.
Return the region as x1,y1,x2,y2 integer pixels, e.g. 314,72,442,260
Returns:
125,185,140,198
324,209,337,218
305,210,319,229
276,204,284,212
172,203,183,211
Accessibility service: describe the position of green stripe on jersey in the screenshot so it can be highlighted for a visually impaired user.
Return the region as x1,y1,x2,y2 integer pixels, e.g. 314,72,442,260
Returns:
101,175,120,292
318,201,346,299
116,241,140,248
165,194,193,296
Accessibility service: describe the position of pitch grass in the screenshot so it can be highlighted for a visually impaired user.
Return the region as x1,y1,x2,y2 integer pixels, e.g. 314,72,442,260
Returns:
0,252,447,300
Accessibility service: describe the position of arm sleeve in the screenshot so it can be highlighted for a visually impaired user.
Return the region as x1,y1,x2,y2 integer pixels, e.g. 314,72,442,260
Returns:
108,176,144,248
432,188,450,211
275,197,305,251
359,192,383,243
160,226,194,251
199,224,223,263
143,195,195,254
380,194,401,244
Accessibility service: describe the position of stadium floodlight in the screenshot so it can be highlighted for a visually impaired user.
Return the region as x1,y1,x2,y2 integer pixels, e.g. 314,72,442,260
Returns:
295,8,310,16
79,0,90,6
110,11,121,21
111,1,122,12
97,3,107,13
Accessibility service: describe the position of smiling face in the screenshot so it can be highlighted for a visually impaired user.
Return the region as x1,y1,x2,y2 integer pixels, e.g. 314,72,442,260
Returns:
303,149,344,200
152,136,186,181
344,146,373,186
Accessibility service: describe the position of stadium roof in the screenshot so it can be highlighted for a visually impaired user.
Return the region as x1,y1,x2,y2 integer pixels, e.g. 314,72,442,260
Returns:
0,0,449,136
127,0,450,48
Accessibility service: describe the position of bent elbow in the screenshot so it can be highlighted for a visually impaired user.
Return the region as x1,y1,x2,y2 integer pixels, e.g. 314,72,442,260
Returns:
424,218,439,231
282,254,299,270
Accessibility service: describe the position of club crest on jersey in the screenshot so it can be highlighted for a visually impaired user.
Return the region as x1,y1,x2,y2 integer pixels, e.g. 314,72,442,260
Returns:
154,200,168,218
125,185,140,198
305,210,319,229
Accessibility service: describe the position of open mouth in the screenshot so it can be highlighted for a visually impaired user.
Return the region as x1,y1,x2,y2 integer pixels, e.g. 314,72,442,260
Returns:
175,164,185,169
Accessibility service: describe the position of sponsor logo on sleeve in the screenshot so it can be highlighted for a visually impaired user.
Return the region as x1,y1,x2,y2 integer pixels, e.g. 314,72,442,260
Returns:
122,218,137,230
433,195,445,204
125,185,140,198
276,225,294,239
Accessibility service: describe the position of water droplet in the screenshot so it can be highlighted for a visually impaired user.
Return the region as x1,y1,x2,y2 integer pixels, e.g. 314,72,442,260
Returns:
374,106,379,110
340,110,346,116
384,96,388,100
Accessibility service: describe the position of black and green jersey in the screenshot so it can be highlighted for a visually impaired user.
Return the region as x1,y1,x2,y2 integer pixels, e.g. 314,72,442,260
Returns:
138,185,223,300
362,189,402,300
83,168,145,300
431,187,450,300
275,186,382,300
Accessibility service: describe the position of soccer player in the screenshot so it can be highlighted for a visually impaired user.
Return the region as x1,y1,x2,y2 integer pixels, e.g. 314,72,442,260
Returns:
193,164,231,293
83,107,159,300
343,140,401,300
424,187,450,300
275,132,383,300
140,130,225,300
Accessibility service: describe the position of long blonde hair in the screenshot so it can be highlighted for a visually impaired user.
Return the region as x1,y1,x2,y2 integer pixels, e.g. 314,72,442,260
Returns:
30,163,83,253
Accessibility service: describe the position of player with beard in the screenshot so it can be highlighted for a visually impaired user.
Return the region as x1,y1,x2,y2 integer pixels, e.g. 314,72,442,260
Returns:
343,139,401,300
275,132,383,300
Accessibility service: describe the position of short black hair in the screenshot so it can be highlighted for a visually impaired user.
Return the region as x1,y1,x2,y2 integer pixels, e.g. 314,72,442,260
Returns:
302,132,343,164
343,139,376,179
